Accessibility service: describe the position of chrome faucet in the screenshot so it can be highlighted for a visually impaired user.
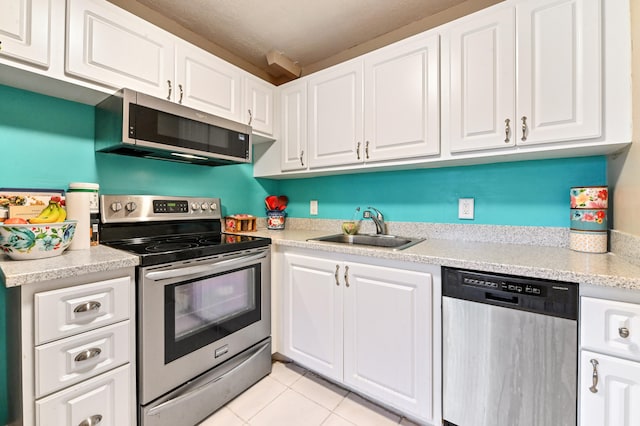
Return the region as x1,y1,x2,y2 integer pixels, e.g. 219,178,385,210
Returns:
364,207,385,234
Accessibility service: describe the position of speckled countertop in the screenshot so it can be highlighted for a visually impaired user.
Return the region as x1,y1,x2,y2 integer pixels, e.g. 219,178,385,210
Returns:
244,228,640,291
1,245,139,287
4,224,639,291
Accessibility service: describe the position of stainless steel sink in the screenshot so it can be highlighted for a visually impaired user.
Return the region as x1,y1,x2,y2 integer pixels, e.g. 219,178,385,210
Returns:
308,233,424,250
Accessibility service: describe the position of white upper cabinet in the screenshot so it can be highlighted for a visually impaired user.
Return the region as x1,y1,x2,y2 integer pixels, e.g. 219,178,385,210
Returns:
244,75,275,136
175,40,242,122
444,0,602,154
308,59,364,168
66,0,175,99
0,0,51,67
364,33,440,161
280,79,308,171
445,6,516,153
516,0,601,146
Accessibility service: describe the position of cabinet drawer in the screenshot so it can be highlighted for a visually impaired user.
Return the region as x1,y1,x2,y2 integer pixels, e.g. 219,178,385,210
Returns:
581,297,640,361
36,364,132,426
35,276,131,344
35,321,131,398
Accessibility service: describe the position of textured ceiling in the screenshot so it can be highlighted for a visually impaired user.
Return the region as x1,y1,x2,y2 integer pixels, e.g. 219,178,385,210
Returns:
109,0,502,84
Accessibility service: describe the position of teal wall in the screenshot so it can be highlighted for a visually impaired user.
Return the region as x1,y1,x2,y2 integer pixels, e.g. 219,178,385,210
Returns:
278,156,607,226
0,84,608,422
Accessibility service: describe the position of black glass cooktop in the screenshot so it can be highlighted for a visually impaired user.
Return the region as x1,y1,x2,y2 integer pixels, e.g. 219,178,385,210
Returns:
100,217,271,267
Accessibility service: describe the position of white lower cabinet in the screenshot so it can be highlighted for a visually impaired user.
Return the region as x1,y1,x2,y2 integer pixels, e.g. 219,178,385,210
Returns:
35,364,132,426
579,295,640,426
579,351,640,426
282,248,439,424
9,268,136,426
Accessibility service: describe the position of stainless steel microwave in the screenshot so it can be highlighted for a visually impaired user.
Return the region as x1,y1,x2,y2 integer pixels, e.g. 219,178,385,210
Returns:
95,88,252,166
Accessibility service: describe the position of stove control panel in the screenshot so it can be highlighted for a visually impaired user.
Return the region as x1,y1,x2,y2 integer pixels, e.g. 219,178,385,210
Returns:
101,195,222,223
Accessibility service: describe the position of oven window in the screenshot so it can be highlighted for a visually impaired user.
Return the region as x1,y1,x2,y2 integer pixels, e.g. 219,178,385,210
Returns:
165,265,261,363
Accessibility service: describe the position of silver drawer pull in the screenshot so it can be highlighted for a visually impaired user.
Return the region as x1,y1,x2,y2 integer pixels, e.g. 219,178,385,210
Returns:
521,116,528,141
619,327,630,338
589,358,599,393
504,118,511,143
73,301,101,313
74,348,102,363
334,264,340,286
78,414,102,426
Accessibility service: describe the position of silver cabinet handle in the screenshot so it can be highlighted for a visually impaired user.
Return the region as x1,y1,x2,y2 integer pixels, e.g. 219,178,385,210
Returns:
248,109,253,125
619,327,630,338
74,348,102,363
166,80,172,100
334,265,340,286
365,141,370,159
73,301,101,313
356,142,361,160
300,150,304,166
521,116,528,141
178,84,184,104
504,118,511,143
78,414,103,426
344,265,350,287
0,41,2,51
589,358,599,393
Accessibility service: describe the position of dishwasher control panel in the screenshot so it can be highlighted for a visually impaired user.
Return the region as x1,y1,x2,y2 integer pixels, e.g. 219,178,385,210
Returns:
462,276,544,296
443,267,578,320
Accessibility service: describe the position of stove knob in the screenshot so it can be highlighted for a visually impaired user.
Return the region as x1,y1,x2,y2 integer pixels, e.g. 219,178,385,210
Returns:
191,202,200,211
201,202,209,211
125,202,137,212
209,203,217,211
110,202,122,212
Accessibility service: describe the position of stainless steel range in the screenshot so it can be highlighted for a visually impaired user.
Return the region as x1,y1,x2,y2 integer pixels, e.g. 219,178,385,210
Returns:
100,195,272,426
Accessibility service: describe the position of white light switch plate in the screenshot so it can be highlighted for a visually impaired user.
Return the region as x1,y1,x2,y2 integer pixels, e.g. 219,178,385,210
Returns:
310,200,318,215
458,198,474,219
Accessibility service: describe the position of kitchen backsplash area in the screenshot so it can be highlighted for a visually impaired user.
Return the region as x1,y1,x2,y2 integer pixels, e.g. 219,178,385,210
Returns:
1,84,607,229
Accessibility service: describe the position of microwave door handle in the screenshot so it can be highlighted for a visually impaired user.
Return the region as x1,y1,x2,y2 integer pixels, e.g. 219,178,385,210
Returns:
144,251,267,281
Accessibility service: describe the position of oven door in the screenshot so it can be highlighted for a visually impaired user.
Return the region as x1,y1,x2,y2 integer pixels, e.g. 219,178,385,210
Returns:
138,247,270,405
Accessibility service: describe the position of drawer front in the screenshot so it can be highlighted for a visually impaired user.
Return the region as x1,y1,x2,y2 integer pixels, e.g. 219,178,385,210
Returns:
35,321,131,398
36,364,132,426
35,276,131,344
581,296,640,361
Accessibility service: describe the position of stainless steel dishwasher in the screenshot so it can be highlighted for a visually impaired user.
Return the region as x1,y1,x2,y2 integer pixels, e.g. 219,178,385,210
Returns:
442,267,578,426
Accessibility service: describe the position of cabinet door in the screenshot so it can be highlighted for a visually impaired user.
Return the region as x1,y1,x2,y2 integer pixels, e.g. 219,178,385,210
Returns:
66,0,175,98
282,252,343,381
175,40,242,121
580,351,640,426
516,0,601,145
280,80,308,171
244,75,274,135
36,364,132,426
0,0,50,67
364,33,440,162
308,60,364,168
445,5,516,153
343,262,433,422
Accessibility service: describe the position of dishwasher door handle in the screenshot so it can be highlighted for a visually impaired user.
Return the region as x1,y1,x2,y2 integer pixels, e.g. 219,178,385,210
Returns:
485,292,519,305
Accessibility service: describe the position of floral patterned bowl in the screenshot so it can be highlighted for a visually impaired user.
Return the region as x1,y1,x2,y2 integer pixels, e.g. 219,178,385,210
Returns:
0,220,77,260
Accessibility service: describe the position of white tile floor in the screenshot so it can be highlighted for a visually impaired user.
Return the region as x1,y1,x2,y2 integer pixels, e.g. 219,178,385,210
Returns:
198,361,420,426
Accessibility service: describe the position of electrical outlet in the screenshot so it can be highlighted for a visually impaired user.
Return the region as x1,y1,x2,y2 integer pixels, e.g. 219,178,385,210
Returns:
458,198,474,220
310,200,318,215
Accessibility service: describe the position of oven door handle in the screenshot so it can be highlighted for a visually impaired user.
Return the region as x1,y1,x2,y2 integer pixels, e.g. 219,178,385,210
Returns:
144,251,267,281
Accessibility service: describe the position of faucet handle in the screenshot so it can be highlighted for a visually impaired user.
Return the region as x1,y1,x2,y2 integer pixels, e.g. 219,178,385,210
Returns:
366,206,384,219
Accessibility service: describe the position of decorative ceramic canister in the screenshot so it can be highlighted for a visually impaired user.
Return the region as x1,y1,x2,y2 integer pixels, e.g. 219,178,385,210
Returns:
570,186,608,209
570,209,607,231
569,186,608,253
569,230,608,253
266,210,286,230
